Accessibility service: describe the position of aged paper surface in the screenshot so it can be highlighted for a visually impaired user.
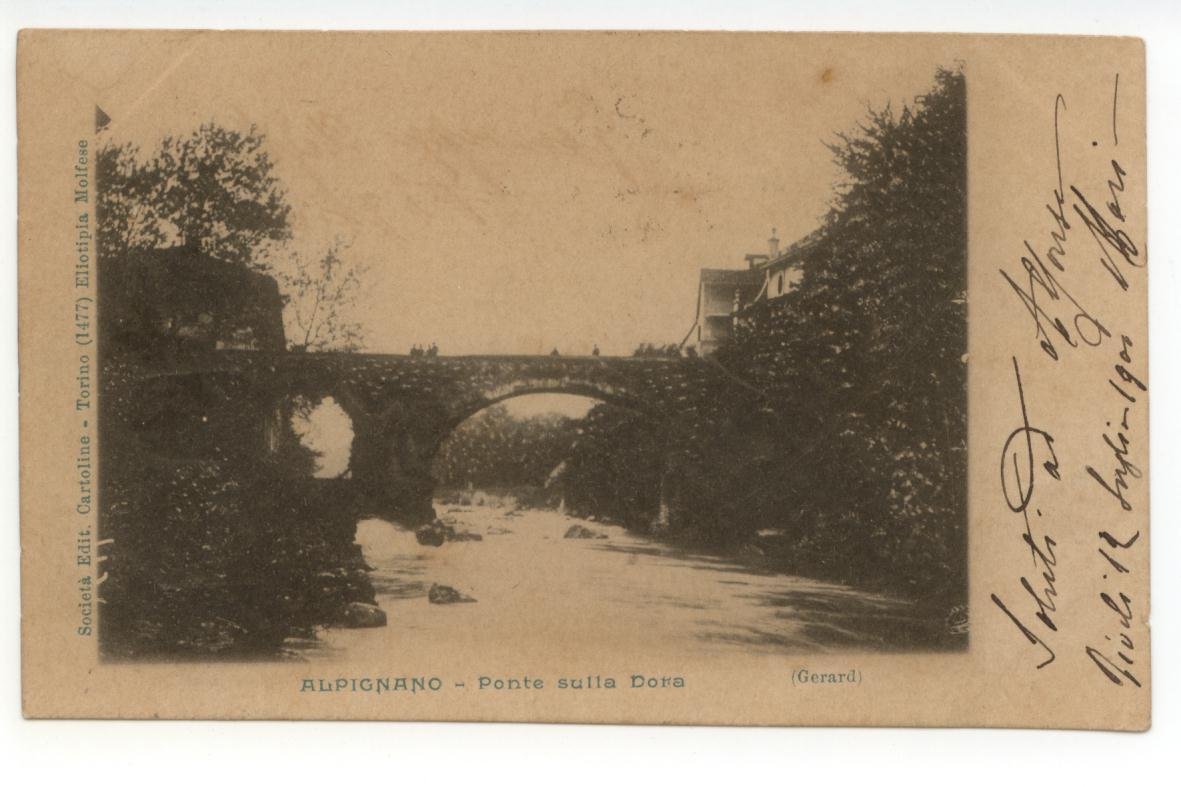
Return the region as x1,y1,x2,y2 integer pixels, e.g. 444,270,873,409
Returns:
17,31,1148,727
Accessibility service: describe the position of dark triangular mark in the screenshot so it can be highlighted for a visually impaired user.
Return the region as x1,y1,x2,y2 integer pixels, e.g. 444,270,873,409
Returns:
95,105,111,134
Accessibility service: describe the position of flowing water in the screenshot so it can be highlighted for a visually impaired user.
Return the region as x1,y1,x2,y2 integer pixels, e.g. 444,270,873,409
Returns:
310,504,949,661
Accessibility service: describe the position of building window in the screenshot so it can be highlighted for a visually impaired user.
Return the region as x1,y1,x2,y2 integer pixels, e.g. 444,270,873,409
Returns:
776,273,784,295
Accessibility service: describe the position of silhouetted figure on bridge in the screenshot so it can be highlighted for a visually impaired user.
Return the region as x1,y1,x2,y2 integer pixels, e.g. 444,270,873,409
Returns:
634,342,684,358
592,344,600,356
550,348,560,356
427,342,438,357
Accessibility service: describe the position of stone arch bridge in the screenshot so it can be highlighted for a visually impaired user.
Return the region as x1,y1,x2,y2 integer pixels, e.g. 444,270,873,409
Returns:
113,350,739,526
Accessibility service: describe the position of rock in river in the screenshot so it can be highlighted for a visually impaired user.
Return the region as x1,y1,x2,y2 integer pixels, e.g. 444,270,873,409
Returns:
428,583,476,604
415,521,453,546
335,602,387,628
416,520,483,545
563,524,607,540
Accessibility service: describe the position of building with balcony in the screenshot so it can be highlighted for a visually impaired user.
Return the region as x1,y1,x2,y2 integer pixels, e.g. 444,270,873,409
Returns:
684,228,816,356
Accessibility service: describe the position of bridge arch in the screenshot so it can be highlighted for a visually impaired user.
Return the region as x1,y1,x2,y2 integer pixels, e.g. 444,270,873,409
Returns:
445,380,660,433
430,389,670,527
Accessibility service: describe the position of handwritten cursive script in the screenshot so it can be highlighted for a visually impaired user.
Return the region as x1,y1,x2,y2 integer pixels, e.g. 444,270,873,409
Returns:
1085,334,1146,512
992,357,1061,669
1082,334,1144,689
993,74,1146,690
998,78,1141,363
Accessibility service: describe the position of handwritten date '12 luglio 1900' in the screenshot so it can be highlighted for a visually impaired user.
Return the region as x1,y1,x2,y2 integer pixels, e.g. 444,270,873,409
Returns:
994,73,1144,689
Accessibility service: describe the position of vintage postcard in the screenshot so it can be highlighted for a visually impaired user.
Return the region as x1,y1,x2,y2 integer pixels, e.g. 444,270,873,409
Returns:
17,31,1148,727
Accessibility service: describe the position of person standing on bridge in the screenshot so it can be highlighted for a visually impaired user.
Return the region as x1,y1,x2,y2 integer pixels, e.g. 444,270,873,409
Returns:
592,344,600,356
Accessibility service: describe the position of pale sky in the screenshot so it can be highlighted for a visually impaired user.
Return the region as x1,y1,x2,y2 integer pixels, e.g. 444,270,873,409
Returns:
96,32,958,357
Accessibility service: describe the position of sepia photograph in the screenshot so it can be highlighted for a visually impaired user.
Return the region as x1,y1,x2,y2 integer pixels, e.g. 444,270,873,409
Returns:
91,43,967,664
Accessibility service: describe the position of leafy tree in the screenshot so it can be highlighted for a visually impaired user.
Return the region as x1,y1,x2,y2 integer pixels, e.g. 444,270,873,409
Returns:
280,238,368,352
717,66,968,596
97,123,292,269
145,123,291,267
95,141,166,262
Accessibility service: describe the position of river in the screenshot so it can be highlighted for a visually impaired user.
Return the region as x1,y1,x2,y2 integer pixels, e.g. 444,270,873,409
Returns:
308,503,949,662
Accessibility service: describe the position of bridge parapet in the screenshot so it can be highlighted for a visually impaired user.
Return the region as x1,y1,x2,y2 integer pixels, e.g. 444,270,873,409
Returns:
127,350,715,417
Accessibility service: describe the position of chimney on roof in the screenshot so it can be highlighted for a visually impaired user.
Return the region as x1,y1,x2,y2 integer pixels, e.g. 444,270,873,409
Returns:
768,228,780,258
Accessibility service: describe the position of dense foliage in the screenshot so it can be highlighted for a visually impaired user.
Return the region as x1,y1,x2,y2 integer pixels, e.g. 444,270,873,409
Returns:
99,364,376,658
97,124,291,269
720,67,966,597
433,405,578,492
558,68,967,600
559,405,664,527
